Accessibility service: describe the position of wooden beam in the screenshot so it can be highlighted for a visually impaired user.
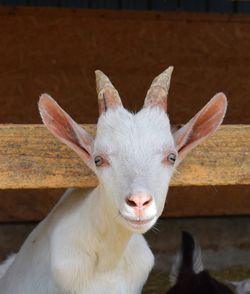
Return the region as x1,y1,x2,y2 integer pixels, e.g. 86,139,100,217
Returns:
1,185,250,222
0,124,249,189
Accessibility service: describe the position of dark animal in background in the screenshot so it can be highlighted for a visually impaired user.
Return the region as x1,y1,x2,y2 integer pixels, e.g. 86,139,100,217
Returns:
167,231,233,294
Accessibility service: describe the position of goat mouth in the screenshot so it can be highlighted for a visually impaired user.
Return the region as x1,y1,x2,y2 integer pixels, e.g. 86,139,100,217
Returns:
119,212,155,227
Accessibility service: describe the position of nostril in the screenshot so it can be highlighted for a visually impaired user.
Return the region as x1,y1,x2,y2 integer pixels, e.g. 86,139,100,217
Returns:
126,193,153,208
126,198,137,207
143,199,151,206
142,196,153,207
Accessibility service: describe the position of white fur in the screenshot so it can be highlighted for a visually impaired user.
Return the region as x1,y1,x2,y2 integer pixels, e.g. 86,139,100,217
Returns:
0,254,15,279
0,107,175,293
226,279,250,294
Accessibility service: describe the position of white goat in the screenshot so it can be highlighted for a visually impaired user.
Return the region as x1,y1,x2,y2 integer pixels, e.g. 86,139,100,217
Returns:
0,67,227,294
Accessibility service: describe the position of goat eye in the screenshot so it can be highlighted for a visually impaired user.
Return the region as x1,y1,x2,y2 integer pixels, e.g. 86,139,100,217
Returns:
94,156,104,167
167,153,176,164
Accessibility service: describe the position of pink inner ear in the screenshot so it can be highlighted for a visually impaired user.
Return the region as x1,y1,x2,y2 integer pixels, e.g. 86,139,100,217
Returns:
39,94,94,164
187,93,227,145
39,95,78,144
174,93,227,163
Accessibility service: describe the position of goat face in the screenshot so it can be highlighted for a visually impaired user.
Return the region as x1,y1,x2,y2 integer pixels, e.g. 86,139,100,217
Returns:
94,106,175,233
39,67,227,234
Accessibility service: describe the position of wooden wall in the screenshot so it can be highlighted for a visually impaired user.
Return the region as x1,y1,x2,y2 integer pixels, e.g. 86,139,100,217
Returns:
0,8,249,125
0,7,249,220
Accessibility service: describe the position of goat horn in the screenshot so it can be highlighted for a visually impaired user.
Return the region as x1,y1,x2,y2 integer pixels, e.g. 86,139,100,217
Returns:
144,66,174,111
95,70,123,115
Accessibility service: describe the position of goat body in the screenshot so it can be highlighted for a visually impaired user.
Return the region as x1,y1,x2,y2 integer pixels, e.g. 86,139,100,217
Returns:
0,188,154,293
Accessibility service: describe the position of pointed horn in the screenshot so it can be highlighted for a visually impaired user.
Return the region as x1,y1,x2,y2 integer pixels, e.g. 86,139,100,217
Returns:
95,70,123,115
144,66,174,111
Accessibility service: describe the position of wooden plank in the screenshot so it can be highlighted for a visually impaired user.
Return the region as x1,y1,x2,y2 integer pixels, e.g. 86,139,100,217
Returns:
0,189,63,222
0,124,97,189
164,185,250,217
0,124,249,189
0,185,250,222
174,125,250,186
0,223,36,260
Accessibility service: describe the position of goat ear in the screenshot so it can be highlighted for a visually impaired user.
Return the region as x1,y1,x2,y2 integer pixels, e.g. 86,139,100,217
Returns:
95,70,123,115
174,93,227,164
143,66,173,111
38,94,94,169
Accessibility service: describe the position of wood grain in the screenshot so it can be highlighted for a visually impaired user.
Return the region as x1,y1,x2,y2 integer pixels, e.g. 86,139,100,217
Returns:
0,124,249,189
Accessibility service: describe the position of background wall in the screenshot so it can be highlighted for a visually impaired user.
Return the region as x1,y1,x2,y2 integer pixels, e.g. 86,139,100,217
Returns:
0,6,249,292
0,9,249,125
0,7,249,221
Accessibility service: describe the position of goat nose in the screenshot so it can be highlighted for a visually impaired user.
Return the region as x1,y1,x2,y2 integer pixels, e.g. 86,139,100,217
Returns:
126,192,152,209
